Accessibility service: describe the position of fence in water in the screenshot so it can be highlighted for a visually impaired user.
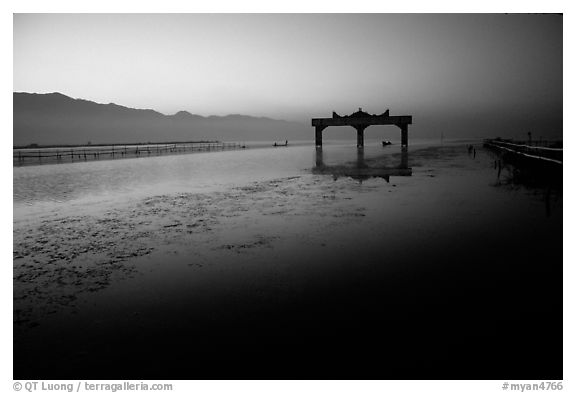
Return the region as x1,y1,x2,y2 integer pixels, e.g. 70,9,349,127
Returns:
483,139,562,165
13,141,246,167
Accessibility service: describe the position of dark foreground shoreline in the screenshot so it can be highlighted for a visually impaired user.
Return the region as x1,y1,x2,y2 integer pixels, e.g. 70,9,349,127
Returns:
14,144,562,380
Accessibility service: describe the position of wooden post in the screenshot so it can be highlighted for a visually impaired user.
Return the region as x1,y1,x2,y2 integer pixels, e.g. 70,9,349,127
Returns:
401,124,408,148
315,126,323,147
401,147,408,168
355,125,366,148
357,146,365,167
315,147,323,167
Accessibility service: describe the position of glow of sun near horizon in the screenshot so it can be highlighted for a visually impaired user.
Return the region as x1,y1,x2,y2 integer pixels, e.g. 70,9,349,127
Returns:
14,13,562,138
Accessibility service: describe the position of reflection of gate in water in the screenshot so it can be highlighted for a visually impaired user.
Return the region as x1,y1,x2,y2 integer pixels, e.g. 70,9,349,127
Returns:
313,147,411,182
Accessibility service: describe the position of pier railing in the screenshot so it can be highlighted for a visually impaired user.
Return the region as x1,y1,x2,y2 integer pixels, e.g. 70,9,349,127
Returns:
14,141,245,167
483,139,562,165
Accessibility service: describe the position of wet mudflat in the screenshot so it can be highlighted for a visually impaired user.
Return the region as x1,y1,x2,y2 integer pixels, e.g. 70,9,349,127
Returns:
13,142,562,379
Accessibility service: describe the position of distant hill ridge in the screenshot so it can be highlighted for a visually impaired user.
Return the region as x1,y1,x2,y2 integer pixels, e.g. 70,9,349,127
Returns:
13,92,308,146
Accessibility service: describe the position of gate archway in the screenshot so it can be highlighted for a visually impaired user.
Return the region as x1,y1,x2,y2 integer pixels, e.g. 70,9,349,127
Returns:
311,109,412,148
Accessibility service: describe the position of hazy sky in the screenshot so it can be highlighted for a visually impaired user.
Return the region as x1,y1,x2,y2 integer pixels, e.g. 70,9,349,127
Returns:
14,14,562,138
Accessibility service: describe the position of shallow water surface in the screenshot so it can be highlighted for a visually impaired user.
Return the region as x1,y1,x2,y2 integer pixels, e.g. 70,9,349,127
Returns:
13,141,562,379
13,141,409,220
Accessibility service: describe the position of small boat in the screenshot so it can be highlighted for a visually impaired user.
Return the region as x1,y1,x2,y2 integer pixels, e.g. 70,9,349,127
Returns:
382,140,392,146
273,141,289,147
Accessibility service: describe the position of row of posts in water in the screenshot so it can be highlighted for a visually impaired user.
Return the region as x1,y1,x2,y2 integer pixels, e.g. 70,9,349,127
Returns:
14,141,245,166
482,139,562,164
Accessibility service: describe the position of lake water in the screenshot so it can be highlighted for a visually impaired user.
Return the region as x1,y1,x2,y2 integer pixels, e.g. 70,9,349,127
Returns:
14,140,429,221
13,138,563,379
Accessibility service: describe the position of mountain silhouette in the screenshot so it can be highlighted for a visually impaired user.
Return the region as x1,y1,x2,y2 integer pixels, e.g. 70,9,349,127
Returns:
13,92,309,146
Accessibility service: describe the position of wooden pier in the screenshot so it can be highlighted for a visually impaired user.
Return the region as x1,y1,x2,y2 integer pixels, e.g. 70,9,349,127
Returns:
14,141,245,167
483,139,562,165
312,108,412,148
